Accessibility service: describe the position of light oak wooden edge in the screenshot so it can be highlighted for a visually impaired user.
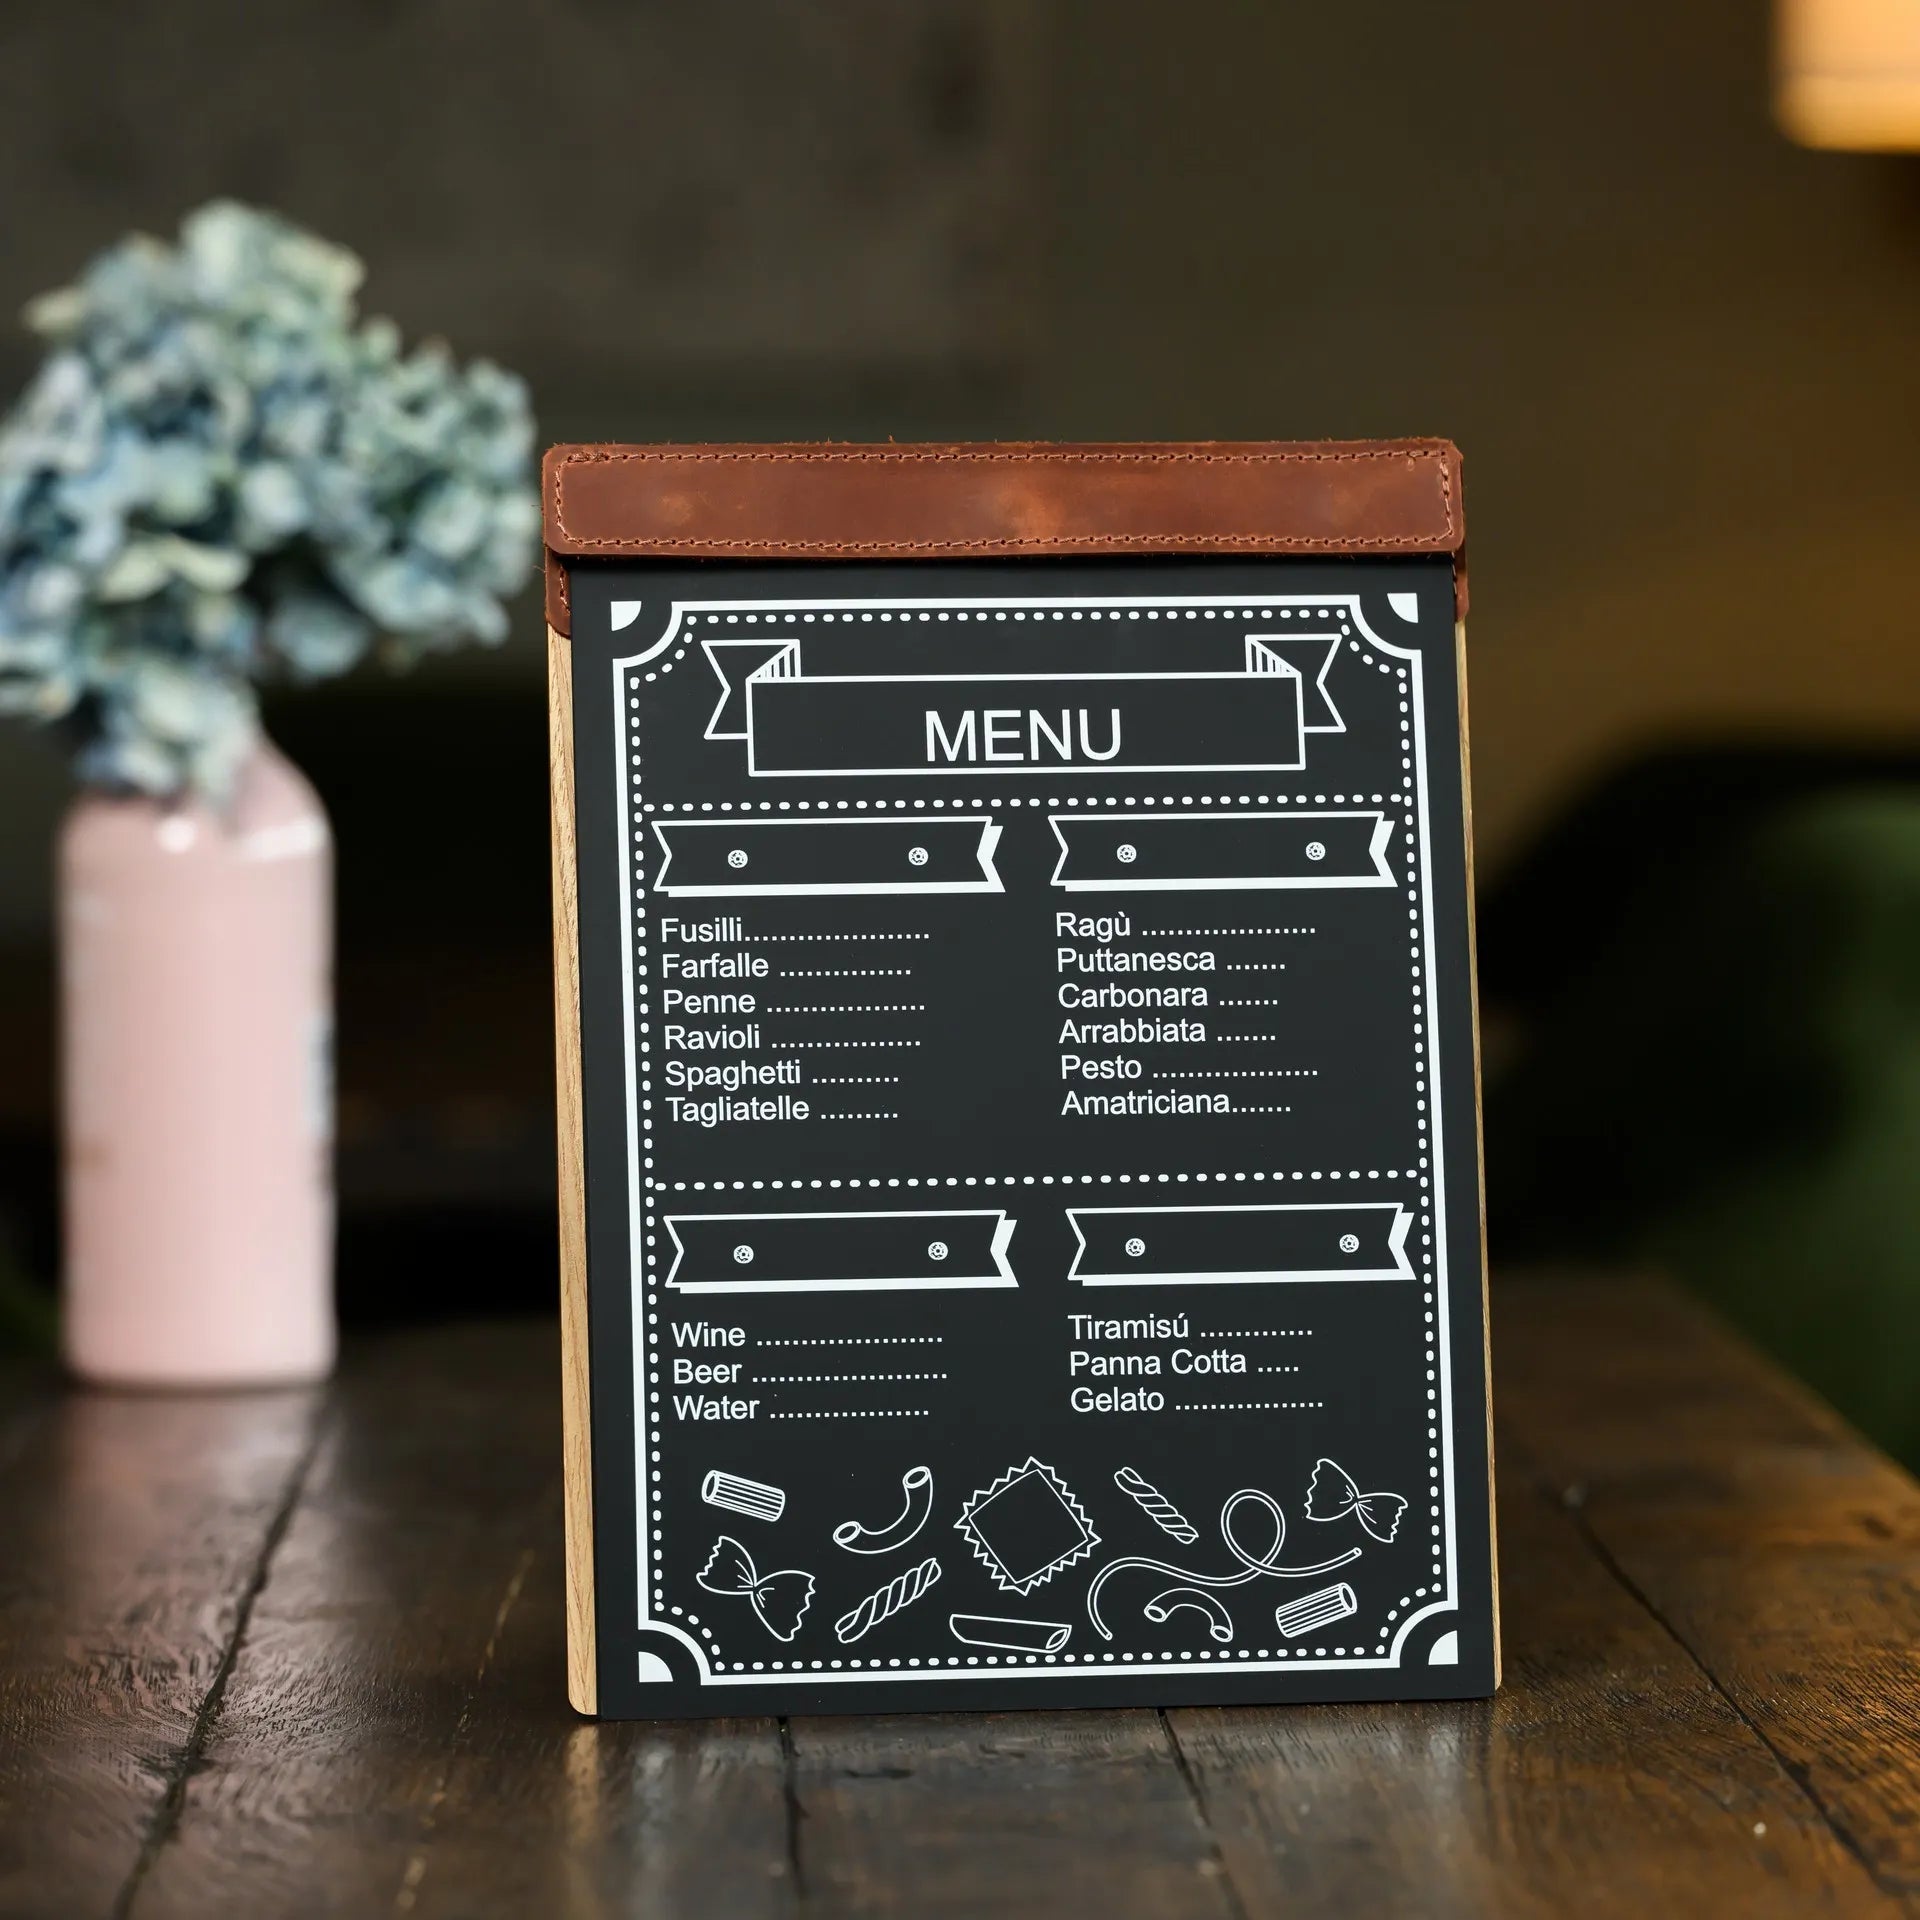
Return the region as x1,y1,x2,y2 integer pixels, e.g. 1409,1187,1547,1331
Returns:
1458,617,1500,1687
550,623,596,1716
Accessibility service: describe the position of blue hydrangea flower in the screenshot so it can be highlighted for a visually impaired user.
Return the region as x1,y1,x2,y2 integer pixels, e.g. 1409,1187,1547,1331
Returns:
0,202,540,799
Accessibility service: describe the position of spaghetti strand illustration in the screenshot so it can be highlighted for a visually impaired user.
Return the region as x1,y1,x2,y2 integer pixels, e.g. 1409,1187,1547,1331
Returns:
1086,1488,1360,1640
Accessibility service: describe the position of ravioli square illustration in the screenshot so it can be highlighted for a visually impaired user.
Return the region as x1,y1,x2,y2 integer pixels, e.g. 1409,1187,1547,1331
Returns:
956,1458,1100,1595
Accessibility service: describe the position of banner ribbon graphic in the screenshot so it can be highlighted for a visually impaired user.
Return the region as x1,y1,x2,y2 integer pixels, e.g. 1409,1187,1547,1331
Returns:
1067,1202,1413,1285
664,1210,1017,1293
653,817,1002,897
701,634,1343,777
1049,810,1393,892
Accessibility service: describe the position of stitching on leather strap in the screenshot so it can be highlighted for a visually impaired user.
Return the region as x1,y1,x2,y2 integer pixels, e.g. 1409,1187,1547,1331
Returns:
549,446,1459,553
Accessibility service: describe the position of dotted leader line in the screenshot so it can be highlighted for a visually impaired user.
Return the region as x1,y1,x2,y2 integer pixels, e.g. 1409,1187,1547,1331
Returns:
1236,1105,1293,1114
1155,1069,1317,1079
811,1075,902,1085
1144,926,1316,937
744,933,930,943
758,1336,944,1346
817,1110,901,1121
1206,1328,1311,1338
1224,963,1288,972
769,1003,926,1014
777,1039,922,1048
1221,998,1288,1008
758,1372,950,1383
770,1409,931,1420
1178,1399,1325,1411
784,968,914,977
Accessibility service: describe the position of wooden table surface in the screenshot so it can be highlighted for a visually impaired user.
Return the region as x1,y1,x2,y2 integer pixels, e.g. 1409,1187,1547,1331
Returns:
2,1276,1917,1920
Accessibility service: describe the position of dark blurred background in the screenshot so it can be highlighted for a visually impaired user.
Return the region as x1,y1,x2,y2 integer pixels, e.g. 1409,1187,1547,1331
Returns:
4,1,1920,1451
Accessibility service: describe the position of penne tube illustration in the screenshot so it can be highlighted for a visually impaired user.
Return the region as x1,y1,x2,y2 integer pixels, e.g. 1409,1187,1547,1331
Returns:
948,1613,1073,1655
702,1470,787,1524
1274,1582,1358,1639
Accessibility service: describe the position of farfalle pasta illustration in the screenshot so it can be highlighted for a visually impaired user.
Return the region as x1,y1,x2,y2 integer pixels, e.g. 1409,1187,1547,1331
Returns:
1304,1458,1408,1544
696,1535,816,1642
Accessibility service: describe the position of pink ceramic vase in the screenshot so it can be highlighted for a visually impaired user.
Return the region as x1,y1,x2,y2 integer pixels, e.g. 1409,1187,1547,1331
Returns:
59,741,336,1387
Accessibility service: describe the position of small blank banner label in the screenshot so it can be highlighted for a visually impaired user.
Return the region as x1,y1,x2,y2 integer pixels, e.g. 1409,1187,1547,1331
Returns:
1049,811,1393,892
1067,1202,1413,1285
654,818,1002,896
664,1209,1017,1292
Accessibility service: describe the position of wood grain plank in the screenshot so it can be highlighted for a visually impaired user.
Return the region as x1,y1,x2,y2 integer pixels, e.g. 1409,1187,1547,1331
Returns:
10,1288,1904,1918
784,1709,1239,1920
132,1323,793,1920
1496,1276,1920,1902
396,1530,792,1920
548,621,595,1716
128,1324,559,1918
1168,1442,1900,1918
0,1383,319,1918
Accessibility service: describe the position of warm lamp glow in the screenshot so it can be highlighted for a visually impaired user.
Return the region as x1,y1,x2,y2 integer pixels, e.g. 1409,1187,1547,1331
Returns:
1778,0,1920,149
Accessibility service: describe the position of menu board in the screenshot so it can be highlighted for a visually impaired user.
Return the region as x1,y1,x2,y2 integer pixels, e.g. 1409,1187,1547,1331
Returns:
562,556,1495,1717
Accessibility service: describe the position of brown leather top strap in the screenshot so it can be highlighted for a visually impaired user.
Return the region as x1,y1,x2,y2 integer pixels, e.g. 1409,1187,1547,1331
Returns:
542,441,1465,633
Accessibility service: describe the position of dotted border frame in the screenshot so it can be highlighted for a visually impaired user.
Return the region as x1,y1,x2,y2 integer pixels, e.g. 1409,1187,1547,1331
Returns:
617,592,1452,1678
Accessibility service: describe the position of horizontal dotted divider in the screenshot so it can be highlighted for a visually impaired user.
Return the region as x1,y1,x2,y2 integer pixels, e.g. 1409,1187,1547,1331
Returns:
648,803,1375,816
721,1643,1377,1671
688,606,1359,627
654,1168,1427,1190
723,1644,1369,1672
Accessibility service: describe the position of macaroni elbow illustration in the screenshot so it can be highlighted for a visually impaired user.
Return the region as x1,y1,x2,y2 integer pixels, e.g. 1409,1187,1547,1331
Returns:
833,1465,935,1554
1143,1587,1234,1642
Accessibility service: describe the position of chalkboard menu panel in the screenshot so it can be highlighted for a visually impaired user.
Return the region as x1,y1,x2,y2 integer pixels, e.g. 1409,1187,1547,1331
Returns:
546,444,1494,1719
